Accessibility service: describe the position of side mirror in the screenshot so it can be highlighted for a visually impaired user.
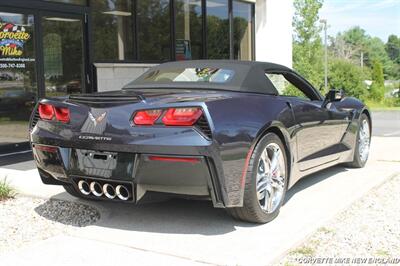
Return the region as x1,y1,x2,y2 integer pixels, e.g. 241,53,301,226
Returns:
322,89,344,108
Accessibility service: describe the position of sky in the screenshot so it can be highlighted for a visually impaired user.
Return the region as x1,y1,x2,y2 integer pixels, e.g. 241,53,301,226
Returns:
319,0,400,42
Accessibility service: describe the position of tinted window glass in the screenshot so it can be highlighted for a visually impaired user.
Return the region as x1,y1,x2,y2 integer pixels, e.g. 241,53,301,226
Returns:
141,68,234,83
175,0,203,60
42,16,85,96
137,0,171,61
92,0,134,60
233,1,253,60
207,0,229,59
266,73,310,100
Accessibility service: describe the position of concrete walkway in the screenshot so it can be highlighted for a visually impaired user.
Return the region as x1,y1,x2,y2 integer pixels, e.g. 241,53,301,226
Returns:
1,137,399,266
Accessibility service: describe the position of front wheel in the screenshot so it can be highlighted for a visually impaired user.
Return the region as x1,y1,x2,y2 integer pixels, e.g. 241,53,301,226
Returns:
347,113,371,168
227,133,288,223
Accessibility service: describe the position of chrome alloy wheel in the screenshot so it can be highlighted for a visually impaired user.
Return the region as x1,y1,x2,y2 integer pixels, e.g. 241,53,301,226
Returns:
256,143,286,213
359,119,370,163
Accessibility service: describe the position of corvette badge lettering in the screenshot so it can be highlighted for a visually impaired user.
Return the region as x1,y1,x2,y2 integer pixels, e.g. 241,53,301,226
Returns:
78,135,112,141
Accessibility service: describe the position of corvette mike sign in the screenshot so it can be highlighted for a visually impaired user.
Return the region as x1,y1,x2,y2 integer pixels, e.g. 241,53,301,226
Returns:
0,23,31,57
0,22,34,69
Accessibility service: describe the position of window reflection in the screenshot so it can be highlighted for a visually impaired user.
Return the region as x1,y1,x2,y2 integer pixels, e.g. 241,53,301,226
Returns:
175,0,203,60
92,0,134,60
0,12,36,144
43,17,84,96
233,0,253,60
137,0,171,61
44,0,87,5
206,0,229,59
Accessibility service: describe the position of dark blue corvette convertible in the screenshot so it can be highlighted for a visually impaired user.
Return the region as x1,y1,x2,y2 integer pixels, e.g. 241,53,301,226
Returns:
29,60,371,223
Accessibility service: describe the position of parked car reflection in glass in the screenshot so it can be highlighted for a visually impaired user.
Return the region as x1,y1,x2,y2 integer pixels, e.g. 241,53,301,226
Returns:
0,89,36,119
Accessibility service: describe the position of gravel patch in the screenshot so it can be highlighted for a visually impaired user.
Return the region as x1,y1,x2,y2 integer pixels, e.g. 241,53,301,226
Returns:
280,174,400,265
0,197,100,254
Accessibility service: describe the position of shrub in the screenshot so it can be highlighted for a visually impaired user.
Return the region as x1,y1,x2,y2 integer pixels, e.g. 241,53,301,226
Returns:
328,59,368,100
0,178,16,201
369,60,385,101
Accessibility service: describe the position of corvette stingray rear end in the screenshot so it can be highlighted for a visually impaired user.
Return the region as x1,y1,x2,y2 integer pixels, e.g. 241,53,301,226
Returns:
30,60,371,223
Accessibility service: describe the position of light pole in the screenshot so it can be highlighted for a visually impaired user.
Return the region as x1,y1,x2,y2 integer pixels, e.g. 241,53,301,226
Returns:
320,19,328,92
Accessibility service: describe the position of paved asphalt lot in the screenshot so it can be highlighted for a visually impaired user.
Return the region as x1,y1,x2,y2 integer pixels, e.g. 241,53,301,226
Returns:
1,137,399,266
0,111,399,265
371,111,400,137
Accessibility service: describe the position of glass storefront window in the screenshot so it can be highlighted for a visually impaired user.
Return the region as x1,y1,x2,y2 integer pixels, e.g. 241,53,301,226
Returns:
92,0,134,61
44,0,87,5
206,0,229,59
42,16,85,96
137,0,171,61
89,0,253,62
233,0,253,60
175,0,203,60
0,12,36,145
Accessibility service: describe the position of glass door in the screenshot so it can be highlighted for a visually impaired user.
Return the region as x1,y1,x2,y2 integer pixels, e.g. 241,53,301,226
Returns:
0,10,37,148
41,12,86,97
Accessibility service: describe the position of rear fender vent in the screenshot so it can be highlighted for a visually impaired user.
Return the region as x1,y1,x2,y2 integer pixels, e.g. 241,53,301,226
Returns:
196,115,212,139
30,108,40,129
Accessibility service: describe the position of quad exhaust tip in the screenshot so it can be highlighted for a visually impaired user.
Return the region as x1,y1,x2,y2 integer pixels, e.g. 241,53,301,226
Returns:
90,181,103,197
78,180,91,195
116,185,130,201
103,183,116,199
77,180,130,201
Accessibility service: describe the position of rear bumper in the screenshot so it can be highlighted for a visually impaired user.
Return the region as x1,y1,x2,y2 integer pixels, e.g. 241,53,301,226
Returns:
32,143,225,207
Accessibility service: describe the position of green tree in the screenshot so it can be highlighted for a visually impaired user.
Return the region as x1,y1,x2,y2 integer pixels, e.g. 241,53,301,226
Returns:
329,27,367,66
385,35,400,80
342,26,368,48
370,61,385,101
385,35,400,64
328,59,367,100
366,37,393,79
329,27,398,80
293,0,324,91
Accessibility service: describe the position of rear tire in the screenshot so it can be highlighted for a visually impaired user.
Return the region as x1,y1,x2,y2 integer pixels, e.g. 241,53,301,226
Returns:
227,133,288,223
346,113,371,168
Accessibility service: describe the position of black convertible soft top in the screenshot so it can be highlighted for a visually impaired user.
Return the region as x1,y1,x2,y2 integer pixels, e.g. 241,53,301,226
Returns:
124,60,294,95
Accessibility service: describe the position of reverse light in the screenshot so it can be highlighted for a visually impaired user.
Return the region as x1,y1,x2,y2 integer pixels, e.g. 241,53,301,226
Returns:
38,103,55,120
133,109,162,125
162,107,203,126
54,107,70,123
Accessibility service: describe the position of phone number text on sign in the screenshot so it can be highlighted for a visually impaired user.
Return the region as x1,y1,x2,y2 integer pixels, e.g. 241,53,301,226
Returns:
0,63,26,69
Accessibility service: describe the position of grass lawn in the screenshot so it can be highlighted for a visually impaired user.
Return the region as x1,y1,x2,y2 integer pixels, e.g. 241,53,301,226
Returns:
365,99,400,111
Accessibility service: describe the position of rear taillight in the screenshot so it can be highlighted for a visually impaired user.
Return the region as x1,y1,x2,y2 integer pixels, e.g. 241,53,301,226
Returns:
38,103,70,123
133,109,162,125
38,103,55,120
132,107,203,126
34,144,58,153
54,107,70,123
162,107,203,126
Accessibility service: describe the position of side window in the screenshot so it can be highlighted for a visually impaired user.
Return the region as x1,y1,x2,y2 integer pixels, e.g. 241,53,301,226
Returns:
265,73,311,101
